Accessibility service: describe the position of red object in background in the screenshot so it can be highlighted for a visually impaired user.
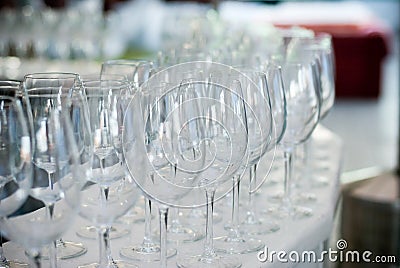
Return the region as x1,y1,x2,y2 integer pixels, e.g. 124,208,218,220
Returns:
43,0,66,9
276,23,392,98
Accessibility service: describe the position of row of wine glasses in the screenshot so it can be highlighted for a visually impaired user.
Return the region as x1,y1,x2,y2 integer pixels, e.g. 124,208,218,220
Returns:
0,24,335,268
0,72,141,268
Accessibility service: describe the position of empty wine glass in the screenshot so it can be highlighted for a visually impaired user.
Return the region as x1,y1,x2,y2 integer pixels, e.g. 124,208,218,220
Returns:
77,79,139,268
291,33,336,189
140,78,205,245
23,72,89,262
100,60,162,249
101,60,153,213
283,33,335,154
213,76,266,253
124,69,220,267
119,81,179,264
76,73,133,241
238,66,283,236
0,88,33,268
215,64,285,254
276,60,321,219
0,95,83,268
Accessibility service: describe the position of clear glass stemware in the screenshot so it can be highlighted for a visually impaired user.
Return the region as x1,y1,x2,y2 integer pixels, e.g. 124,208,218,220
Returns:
277,60,321,219
77,79,139,268
23,72,89,262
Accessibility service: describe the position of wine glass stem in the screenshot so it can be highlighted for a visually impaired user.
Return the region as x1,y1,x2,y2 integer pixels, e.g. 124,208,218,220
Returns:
143,197,154,245
158,205,169,268
169,208,178,229
229,175,241,238
97,186,114,266
302,141,310,167
45,171,57,268
47,172,54,190
98,227,113,267
246,164,257,224
45,202,57,268
283,148,293,208
0,235,7,265
26,249,41,268
202,187,216,260
300,141,311,188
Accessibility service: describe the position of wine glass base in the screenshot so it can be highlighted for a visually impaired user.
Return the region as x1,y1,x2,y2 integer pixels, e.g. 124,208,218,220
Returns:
267,191,284,204
311,176,330,187
261,176,281,187
41,240,87,260
183,209,223,225
76,225,129,240
214,236,264,254
167,226,205,243
177,254,242,268
120,244,177,262
292,206,313,219
239,220,280,236
78,260,138,268
292,192,317,203
115,206,146,224
263,205,313,220
312,163,331,172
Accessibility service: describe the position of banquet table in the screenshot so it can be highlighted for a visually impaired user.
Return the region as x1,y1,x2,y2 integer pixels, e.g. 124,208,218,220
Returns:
3,125,342,268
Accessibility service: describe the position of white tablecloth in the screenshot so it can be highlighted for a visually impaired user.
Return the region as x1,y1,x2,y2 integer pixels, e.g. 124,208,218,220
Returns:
3,125,342,268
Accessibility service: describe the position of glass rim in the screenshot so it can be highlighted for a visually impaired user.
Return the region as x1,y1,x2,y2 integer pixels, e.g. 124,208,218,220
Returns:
23,72,80,80
102,59,153,67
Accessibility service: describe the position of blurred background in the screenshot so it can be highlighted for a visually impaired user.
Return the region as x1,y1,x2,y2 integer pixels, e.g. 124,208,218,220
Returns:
1,0,399,266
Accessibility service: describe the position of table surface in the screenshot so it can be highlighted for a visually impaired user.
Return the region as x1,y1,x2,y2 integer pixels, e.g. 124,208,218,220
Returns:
3,125,343,268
